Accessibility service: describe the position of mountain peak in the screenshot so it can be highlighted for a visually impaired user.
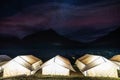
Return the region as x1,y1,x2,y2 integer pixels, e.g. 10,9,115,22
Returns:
22,29,82,46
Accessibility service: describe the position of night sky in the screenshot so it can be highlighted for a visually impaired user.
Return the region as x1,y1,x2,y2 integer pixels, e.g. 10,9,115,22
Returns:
0,0,120,42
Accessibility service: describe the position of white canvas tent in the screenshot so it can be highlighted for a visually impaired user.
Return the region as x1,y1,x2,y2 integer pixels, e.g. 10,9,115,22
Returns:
3,55,43,78
110,55,120,69
40,55,75,76
0,55,11,73
110,55,120,62
75,54,119,78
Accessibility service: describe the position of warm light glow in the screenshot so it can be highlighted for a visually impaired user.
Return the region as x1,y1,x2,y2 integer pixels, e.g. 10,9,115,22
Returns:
76,54,119,78
3,61,31,77
55,58,67,66
20,55,40,64
14,56,32,70
75,60,85,71
3,55,43,78
83,57,106,71
42,63,69,76
83,61,119,77
111,55,120,62
79,54,100,65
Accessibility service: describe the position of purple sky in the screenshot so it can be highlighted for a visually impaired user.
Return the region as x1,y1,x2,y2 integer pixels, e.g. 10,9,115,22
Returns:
0,1,120,42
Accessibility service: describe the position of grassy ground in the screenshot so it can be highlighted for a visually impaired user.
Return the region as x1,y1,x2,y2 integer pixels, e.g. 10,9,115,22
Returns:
0,70,120,80
1,70,120,80
1,75,120,80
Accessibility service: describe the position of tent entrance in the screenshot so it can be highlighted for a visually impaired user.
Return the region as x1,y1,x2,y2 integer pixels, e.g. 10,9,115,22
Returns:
0,72,3,77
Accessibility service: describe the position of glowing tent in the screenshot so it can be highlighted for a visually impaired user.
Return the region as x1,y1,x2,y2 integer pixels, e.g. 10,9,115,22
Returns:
3,55,43,78
110,55,120,62
110,55,120,68
0,55,11,73
110,55,120,70
75,54,119,78
40,55,75,76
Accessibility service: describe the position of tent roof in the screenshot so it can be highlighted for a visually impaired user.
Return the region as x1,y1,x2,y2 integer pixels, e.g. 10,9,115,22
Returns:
19,55,40,64
110,55,120,62
78,54,100,65
112,61,120,66
77,54,110,71
41,55,75,72
8,55,42,71
0,61,8,66
0,55,11,62
55,55,71,65
83,57,108,71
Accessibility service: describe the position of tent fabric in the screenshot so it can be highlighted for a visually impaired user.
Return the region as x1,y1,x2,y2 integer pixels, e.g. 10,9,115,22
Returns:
3,60,31,77
110,55,120,62
0,61,8,66
13,55,42,70
40,55,75,76
75,60,86,71
0,61,8,73
75,54,119,78
42,62,69,76
3,55,43,77
82,57,107,71
78,54,101,65
0,55,11,62
75,54,104,71
110,55,120,68
83,61,119,77
112,61,120,66
55,55,71,65
20,55,40,64
13,56,32,70
41,55,75,72
0,55,11,73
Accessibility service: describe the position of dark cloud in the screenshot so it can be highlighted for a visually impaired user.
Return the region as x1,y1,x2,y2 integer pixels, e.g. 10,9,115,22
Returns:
66,27,118,42
0,1,120,42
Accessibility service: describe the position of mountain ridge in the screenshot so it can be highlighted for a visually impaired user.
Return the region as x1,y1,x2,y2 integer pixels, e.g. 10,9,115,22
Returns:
0,27,120,48
22,29,83,47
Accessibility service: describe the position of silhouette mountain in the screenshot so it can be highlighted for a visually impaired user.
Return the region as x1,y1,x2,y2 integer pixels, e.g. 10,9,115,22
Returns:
23,29,83,47
0,27,120,49
90,27,120,48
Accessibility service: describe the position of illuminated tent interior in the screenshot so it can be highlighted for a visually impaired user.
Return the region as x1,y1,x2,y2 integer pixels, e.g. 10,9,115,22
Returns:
40,55,75,76
75,54,119,78
2,55,43,78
